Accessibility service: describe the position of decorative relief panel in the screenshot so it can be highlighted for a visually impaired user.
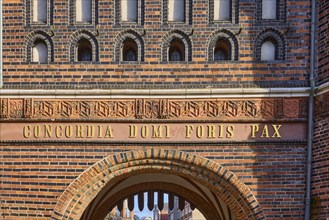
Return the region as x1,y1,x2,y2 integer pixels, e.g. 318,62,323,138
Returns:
283,99,300,118
9,99,24,118
0,98,308,120
0,98,9,118
23,98,33,118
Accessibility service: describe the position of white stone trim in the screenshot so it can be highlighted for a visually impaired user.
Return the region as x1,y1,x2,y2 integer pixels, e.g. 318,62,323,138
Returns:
0,87,310,99
315,81,329,96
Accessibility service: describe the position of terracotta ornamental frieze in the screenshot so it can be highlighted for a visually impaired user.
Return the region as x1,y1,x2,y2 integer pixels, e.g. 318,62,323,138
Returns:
0,97,308,120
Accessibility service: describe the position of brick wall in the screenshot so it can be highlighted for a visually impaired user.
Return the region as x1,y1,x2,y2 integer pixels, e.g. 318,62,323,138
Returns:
311,1,329,218
312,91,329,219
0,0,317,219
1,144,307,219
1,0,311,89
316,0,329,85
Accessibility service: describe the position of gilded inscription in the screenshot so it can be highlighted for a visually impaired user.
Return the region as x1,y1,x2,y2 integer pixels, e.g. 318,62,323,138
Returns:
21,123,283,140
250,124,282,138
23,125,114,139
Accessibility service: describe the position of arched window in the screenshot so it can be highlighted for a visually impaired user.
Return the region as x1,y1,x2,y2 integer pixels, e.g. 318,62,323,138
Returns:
214,0,230,21
214,38,230,61
122,38,138,61
169,38,185,61
32,40,48,63
262,0,276,19
77,39,92,61
261,41,276,61
168,0,185,22
76,0,92,22
121,0,137,21
32,0,47,22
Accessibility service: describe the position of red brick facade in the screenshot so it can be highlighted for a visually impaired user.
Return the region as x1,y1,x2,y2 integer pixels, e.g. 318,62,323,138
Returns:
1,0,328,219
312,91,329,219
311,1,329,218
1,0,310,88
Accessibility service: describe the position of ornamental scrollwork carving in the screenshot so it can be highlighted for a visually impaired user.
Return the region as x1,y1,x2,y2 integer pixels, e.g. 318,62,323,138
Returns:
23,98,33,118
144,100,160,119
0,98,308,120
9,99,24,118
136,99,144,119
0,99,9,118
160,99,169,119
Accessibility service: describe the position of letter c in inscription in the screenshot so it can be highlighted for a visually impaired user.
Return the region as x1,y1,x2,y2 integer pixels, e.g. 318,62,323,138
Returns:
23,125,31,138
55,126,63,138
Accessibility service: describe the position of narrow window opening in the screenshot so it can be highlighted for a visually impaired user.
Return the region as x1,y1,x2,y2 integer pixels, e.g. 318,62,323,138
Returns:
32,40,48,63
214,39,231,61
168,0,185,22
122,38,138,61
214,0,231,21
77,39,93,61
261,40,276,61
32,0,47,23
76,0,92,22
169,38,185,61
121,0,137,21
262,0,276,19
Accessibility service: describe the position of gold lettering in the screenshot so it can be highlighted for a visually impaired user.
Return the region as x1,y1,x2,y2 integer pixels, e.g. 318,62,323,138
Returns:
44,125,52,138
97,125,103,138
55,126,63,138
196,125,204,138
250,125,259,138
129,125,137,138
76,125,83,138
65,125,73,138
165,125,170,138
207,125,216,138
218,125,224,138
34,125,41,138
104,126,113,138
86,125,94,138
185,125,194,138
152,125,163,138
226,125,234,138
261,125,270,138
141,126,148,138
272,124,282,138
23,125,31,138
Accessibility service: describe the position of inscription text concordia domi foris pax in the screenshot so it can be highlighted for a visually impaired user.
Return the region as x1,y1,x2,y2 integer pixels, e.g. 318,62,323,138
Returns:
23,124,282,139
0,122,306,142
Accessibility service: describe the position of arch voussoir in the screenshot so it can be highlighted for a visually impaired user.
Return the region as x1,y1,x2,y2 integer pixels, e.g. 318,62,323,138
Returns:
52,148,265,220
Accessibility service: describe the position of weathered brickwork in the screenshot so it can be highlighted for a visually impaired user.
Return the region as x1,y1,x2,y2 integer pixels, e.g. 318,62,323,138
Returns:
317,0,329,85
311,1,329,218
2,0,328,219
0,144,307,219
312,91,329,219
2,0,311,89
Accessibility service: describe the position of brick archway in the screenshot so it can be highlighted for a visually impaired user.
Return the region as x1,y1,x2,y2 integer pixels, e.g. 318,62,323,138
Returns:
84,181,221,220
51,148,265,220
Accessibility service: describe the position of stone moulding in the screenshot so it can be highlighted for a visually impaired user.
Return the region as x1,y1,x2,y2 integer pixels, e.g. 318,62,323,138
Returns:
0,97,308,120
